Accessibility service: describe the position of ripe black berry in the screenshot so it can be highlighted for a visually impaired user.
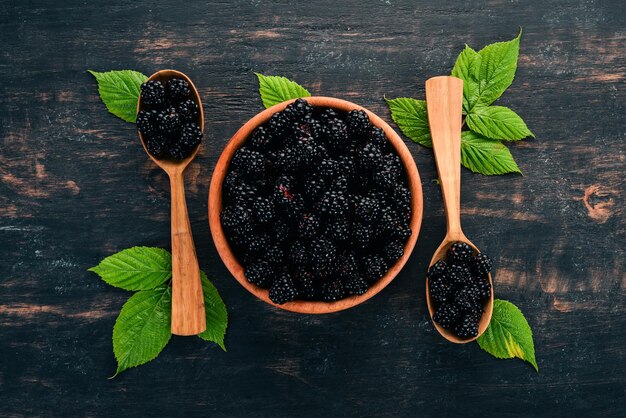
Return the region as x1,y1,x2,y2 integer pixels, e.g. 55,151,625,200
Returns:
429,276,452,304
245,261,274,287
177,99,200,123
137,109,159,138
167,78,191,101
269,274,298,304
156,107,180,135
346,109,371,137
427,260,447,280
455,312,481,338
447,242,473,264
232,148,266,177
383,240,404,264
322,279,345,302
362,254,387,284
433,302,461,329
343,275,368,296
145,134,168,158
140,80,166,105
179,123,202,151
471,253,493,276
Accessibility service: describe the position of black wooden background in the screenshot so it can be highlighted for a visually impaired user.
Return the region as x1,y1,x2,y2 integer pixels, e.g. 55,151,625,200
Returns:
1,1,624,416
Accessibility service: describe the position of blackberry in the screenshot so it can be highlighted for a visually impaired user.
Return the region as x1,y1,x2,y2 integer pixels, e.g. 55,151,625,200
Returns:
392,185,411,209
318,159,341,179
168,143,187,160
145,134,168,158
310,238,337,268
231,148,266,177
296,271,317,299
274,220,292,243
319,190,349,218
303,176,327,203
362,254,387,284
319,108,338,123
322,279,345,302
223,170,241,201
269,274,298,304
358,143,382,170
249,126,271,150
381,153,402,173
265,245,285,266
252,196,275,224
447,242,473,264
290,241,309,265
343,275,368,296
373,167,399,190
471,253,493,276
267,113,290,142
272,175,296,206
270,147,300,173
137,109,159,138
353,222,374,248
428,276,452,304
368,127,387,148
167,78,191,101
446,264,472,287
427,260,447,280
346,109,371,137
245,261,274,287
325,118,350,151
353,195,380,223
140,80,165,105
336,252,359,280
298,213,321,239
284,98,313,120
243,233,271,255
156,106,181,135
295,140,326,167
331,175,348,193
177,99,199,123
325,218,351,243
455,312,481,339
454,286,482,314
229,182,257,207
337,154,357,179
179,123,202,151
383,240,404,263
475,276,492,301
433,302,461,329
221,205,252,236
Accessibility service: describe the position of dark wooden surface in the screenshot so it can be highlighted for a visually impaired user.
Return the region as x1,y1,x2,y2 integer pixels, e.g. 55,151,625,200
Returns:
1,1,624,416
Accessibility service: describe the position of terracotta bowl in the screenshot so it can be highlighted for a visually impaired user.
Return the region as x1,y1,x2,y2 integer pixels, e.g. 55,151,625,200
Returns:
208,97,423,313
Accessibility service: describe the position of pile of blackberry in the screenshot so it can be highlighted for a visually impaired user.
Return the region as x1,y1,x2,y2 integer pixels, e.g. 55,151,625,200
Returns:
221,98,412,304
428,242,493,339
136,78,202,160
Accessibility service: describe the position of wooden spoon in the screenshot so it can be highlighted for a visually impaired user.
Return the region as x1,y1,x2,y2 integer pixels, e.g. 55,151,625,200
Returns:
424,76,494,343
137,69,206,336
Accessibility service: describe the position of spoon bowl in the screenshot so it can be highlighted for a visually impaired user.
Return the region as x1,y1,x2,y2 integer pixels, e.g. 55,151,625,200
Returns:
137,69,206,336
424,76,494,343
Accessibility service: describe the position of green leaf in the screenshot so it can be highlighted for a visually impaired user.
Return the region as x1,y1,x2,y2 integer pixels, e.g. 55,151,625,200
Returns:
384,97,432,147
112,287,172,377
472,31,522,109
255,73,311,108
460,131,522,175
88,247,172,291
451,45,481,114
466,105,534,140
197,271,228,351
477,299,538,371
88,70,147,123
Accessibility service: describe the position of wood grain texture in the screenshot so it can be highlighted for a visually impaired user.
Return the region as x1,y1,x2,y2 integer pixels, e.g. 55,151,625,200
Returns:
0,0,624,417
425,76,494,343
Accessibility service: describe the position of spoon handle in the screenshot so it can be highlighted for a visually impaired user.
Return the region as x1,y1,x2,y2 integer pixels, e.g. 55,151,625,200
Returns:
169,171,206,336
425,76,464,239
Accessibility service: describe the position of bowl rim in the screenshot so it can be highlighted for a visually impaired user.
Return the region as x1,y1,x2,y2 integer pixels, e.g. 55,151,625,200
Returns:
208,96,423,313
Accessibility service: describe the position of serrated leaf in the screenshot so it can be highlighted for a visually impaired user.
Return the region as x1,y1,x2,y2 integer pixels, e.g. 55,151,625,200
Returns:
197,271,228,351
112,287,172,377
451,45,481,114
460,131,521,175
477,299,538,371
255,73,311,108
471,31,521,109
466,105,534,140
385,97,432,147
88,70,147,123
88,247,172,291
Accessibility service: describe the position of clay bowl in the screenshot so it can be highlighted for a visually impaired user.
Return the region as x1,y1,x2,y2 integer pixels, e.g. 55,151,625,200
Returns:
208,97,423,313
